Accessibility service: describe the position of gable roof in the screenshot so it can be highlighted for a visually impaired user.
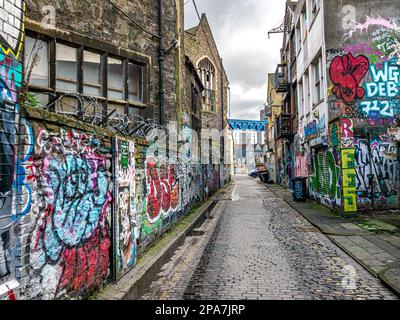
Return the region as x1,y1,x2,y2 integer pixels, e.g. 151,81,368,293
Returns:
185,26,199,36
184,13,229,84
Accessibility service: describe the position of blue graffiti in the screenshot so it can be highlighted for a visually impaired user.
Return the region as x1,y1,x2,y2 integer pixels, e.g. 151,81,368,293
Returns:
365,63,400,98
14,119,35,221
358,99,400,118
41,153,109,261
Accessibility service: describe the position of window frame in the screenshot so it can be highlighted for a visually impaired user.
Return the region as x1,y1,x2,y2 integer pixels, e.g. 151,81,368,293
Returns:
312,55,323,107
198,57,217,114
24,35,51,89
55,40,80,93
24,30,149,121
301,6,308,43
82,49,103,98
295,21,302,56
308,0,320,30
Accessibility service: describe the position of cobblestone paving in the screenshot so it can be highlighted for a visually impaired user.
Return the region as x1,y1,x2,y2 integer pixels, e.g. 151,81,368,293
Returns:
136,176,398,300
183,176,398,300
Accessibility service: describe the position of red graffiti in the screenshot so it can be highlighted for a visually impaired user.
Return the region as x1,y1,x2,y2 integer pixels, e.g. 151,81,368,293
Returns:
340,118,355,148
7,289,16,300
146,157,179,223
59,226,110,294
330,53,369,103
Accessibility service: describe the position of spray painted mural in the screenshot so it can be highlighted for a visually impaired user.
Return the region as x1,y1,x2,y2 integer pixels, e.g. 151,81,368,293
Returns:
354,138,399,210
0,0,25,287
309,148,342,209
27,125,112,299
13,115,219,298
327,14,400,211
203,164,220,197
114,137,138,279
141,156,203,241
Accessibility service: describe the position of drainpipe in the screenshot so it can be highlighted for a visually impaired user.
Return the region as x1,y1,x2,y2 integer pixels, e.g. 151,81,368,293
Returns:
220,58,224,130
367,132,375,211
220,59,225,189
228,86,231,119
158,0,165,125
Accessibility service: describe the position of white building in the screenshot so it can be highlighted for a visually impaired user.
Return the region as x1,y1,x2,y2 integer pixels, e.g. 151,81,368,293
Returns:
295,0,328,148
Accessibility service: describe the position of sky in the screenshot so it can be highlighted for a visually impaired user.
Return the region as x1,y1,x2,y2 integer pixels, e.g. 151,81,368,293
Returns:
184,0,287,120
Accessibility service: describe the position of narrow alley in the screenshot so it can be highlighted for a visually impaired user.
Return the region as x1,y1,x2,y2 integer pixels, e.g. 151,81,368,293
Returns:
133,176,397,300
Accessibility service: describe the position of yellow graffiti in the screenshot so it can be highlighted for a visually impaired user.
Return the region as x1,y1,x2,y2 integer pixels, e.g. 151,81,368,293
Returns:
341,148,355,169
343,188,357,212
0,2,26,59
341,146,357,213
343,169,356,188
327,84,334,97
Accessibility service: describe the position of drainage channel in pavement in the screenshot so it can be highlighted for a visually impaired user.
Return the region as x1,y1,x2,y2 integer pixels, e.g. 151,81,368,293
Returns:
124,199,227,300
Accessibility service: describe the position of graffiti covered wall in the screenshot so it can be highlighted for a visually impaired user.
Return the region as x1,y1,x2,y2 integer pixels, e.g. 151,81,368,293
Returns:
0,0,25,294
324,2,400,212
0,0,230,300
14,108,224,299
25,121,113,299
309,148,342,209
114,137,138,280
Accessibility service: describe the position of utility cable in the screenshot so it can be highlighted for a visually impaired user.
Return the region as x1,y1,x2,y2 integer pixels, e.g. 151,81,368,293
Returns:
191,0,222,66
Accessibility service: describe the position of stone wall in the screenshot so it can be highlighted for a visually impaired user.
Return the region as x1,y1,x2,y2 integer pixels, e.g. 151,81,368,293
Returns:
184,14,229,133
25,0,182,124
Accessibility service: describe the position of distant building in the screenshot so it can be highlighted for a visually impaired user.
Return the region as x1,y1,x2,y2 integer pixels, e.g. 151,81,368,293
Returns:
229,119,268,174
185,13,233,187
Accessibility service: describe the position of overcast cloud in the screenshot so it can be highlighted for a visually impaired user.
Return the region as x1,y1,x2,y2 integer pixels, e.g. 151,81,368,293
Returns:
184,0,286,120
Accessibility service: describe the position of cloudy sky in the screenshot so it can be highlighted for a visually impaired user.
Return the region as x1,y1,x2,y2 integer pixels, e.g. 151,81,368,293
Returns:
184,0,286,120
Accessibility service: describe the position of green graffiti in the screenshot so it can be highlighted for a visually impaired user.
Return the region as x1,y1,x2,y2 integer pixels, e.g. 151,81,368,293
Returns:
310,150,341,206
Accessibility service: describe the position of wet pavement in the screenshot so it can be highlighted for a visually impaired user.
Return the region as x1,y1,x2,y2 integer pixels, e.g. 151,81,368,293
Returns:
137,176,398,300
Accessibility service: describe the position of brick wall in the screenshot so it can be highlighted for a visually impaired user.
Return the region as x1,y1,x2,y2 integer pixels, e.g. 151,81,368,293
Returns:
0,0,24,299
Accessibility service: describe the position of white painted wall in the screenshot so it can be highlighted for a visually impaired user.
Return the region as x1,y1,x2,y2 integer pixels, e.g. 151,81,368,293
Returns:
295,0,329,145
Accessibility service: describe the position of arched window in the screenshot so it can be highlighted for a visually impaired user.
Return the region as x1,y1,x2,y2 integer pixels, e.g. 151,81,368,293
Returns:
198,57,216,112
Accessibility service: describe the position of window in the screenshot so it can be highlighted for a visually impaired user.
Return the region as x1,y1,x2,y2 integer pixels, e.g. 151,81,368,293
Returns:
301,7,308,41
191,115,199,132
303,72,310,116
128,62,144,102
298,81,304,118
108,57,124,100
309,0,320,25
313,56,323,105
295,22,301,54
83,50,102,96
312,0,319,14
198,58,216,112
292,85,298,114
25,32,148,116
56,43,78,92
25,36,49,87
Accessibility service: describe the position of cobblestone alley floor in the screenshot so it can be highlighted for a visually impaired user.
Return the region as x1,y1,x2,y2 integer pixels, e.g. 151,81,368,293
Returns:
137,176,398,300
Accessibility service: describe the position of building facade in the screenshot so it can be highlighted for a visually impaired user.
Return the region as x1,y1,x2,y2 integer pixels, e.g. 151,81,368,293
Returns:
265,73,284,183
185,14,232,191
229,119,267,174
0,0,231,300
272,0,400,214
